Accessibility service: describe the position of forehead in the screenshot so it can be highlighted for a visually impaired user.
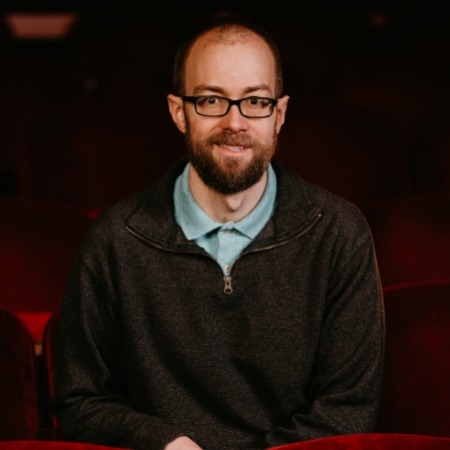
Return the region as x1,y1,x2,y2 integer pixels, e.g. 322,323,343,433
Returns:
184,29,277,95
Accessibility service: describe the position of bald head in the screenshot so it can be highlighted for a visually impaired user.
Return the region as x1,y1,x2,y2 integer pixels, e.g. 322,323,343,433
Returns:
172,17,284,97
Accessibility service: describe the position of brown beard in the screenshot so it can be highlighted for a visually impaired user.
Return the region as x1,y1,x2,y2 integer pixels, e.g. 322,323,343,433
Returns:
185,127,278,195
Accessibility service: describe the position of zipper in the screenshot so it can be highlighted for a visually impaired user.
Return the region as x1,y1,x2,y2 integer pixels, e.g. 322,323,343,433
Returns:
126,211,322,296
223,275,233,294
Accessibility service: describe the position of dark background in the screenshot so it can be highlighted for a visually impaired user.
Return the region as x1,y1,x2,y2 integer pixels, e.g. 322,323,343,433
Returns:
1,1,449,212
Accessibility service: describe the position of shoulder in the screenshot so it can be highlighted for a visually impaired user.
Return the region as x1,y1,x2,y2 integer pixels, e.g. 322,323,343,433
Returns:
80,159,187,254
273,160,372,238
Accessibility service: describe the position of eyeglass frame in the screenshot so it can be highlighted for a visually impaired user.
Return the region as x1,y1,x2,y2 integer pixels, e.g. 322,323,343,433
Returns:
180,95,279,118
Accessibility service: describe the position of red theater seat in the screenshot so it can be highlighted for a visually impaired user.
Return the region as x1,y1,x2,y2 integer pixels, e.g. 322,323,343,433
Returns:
376,280,450,436
363,193,450,287
0,198,91,342
269,433,450,449
0,306,39,440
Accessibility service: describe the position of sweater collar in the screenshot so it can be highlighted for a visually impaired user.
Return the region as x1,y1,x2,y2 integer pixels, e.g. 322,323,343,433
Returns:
126,158,320,250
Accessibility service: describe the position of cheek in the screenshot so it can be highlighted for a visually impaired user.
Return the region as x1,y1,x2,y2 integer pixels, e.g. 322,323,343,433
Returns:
186,117,215,141
257,121,279,142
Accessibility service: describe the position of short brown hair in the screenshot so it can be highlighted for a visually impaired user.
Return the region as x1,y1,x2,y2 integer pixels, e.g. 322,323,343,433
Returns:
172,16,284,98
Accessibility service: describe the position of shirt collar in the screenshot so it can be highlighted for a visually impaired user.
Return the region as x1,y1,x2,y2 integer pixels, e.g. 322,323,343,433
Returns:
174,163,277,241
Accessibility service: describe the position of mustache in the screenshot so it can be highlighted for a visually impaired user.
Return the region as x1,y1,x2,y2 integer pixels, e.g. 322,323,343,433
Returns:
206,132,259,148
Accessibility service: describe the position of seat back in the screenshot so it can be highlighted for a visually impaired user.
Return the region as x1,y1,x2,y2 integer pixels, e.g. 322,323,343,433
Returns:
0,306,39,439
0,198,91,340
269,433,450,449
363,193,450,287
376,280,450,436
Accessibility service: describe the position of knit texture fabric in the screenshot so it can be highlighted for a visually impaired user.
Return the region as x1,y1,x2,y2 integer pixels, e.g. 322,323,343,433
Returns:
53,159,385,450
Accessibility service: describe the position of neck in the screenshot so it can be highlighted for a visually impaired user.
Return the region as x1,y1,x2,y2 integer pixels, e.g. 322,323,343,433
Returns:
188,166,268,223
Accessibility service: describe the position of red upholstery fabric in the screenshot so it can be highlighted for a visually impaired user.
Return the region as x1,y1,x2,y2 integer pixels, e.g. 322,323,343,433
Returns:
0,307,39,440
0,441,129,449
363,193,450,287
376,280,450,436
16,312,53,348
270,433,450,449
0,198,91,341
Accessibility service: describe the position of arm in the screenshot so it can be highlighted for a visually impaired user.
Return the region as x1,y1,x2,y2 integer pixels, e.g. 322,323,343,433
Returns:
52,254,184,450
265,216,385,445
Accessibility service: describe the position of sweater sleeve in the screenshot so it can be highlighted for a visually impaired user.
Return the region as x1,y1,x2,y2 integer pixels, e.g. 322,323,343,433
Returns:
264,212,385,446
52,252,184,450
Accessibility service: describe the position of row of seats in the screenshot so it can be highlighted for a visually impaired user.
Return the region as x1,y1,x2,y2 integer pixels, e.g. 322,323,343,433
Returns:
2,279,450,441
2,434,450,450
1,96,449,212
1,191,449,341
2,435,450,450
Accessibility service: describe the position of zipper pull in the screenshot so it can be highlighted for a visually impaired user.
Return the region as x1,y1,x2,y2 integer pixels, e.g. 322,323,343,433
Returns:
223,275,233,294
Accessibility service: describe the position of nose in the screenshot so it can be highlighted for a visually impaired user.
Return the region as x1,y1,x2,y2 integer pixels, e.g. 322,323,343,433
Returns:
219,104,249,132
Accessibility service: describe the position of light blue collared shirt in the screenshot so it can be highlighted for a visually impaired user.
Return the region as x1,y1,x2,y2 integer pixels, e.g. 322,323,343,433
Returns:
174,163,277,275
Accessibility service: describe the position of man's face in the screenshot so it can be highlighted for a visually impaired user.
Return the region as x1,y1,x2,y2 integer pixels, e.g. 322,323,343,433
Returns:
169,31,289,195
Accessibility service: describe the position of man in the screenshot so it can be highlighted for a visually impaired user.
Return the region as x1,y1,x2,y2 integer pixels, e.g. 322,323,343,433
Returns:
53,16,385,450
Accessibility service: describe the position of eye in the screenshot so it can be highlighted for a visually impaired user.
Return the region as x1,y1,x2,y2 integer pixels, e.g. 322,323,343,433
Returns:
245,97,271,108
206,96,219,105
197,96,224,106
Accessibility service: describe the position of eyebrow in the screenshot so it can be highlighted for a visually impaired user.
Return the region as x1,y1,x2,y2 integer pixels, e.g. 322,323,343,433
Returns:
192,84,273,96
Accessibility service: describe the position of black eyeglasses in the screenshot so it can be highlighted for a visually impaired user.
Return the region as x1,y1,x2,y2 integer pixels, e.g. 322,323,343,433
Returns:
181,95,278,118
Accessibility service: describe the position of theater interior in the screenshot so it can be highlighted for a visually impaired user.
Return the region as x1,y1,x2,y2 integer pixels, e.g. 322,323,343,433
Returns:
0,1,449,448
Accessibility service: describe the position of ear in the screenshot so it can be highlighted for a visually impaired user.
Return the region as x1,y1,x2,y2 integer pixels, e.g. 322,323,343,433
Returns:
167,94,187,133
274,95,289,134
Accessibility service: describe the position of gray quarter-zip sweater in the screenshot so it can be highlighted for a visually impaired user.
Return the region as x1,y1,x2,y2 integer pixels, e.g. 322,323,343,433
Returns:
53,159,385,450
